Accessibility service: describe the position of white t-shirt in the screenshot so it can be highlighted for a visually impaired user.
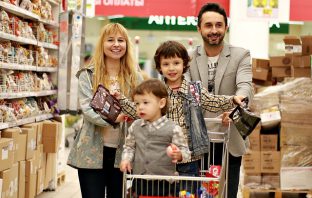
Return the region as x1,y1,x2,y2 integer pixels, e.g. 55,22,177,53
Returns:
207,55,219,94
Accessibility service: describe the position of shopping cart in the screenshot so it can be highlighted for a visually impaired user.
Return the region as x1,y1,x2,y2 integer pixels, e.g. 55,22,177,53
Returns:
122,118,230,198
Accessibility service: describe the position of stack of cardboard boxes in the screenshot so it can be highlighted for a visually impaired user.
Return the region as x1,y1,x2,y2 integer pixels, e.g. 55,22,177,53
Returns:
244,78,312,190
0,119,62,198
252,35,312,90
243,124,280,189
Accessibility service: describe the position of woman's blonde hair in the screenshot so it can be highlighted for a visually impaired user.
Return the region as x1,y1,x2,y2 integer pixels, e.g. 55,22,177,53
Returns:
88,23,138,97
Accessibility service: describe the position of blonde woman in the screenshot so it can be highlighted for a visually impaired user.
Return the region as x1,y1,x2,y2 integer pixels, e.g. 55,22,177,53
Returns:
67,23,142,198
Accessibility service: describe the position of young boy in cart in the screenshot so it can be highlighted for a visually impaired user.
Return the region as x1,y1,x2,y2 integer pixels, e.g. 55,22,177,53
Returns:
119,40,244,195
120,78,191,197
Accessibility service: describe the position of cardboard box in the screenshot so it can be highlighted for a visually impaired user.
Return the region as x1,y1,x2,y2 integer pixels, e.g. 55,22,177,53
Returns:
262,173,280,189
20,128,36,160
0,168,11,198
22,123,43,147
10,163,18,198
280,167,312,190
252,58,270,69
292,55,311,67
0,138,14,172
42,122,60,153
270,56,292,67
260,151,280,173
291,67,311,78
260,134,278,151
25,159,36,198
44,153,56,189
300,35,312,55
248,125,260,151
0,163,18,198
271,66,291,78
243,151,261,174
36,168,44,195
283,35,302,56
18,161,25,198
243,173,261,186
2,128,27,163
252,67,271,81
280,123,312,147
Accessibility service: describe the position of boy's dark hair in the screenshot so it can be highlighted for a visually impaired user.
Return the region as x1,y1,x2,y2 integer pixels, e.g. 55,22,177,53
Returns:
197,3,228,27
132,79,169,116
154,40,190,75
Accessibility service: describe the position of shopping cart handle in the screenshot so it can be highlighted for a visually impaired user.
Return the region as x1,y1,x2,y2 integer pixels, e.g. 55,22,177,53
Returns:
204,118,223,123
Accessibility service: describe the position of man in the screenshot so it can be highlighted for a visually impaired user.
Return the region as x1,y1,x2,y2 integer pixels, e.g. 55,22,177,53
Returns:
188,3,253,198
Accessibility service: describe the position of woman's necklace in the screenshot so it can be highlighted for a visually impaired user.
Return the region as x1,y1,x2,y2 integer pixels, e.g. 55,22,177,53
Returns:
109,76,120,93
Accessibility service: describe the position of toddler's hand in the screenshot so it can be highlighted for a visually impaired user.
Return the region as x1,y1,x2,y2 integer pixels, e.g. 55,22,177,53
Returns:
120,160,132,173
166,144,182,163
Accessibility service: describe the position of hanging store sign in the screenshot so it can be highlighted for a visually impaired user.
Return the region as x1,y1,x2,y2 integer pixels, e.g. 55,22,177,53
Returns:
95,0,230,18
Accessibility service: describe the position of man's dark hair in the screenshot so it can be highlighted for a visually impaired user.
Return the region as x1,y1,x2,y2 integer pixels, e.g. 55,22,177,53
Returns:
197,3,228,27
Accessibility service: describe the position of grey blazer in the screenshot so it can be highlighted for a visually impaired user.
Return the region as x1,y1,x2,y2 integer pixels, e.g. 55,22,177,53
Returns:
188,43,254,156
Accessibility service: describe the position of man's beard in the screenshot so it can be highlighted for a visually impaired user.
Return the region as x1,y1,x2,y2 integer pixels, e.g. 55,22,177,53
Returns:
202,33,224,46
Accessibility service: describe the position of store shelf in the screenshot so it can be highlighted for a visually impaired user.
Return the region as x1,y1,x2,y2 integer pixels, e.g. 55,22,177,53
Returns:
0,62,37,71
0,31,37,45
0,1,40,20
36,67,58,72
46,0,60,6
38,41,59,49
0,90,57,99
0,113,53,130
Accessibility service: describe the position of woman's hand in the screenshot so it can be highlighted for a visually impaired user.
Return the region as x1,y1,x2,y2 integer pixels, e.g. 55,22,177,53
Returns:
115,113,126,123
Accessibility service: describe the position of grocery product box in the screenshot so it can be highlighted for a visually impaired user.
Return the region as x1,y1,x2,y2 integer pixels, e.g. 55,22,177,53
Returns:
291,67,311,78
42,121,60,153
280,167,312,190
271,66,291,77
283,35,302,56
270,56,292,67
260,134,278,151
25,159,36,198
2,128,27,163
262,173,280,189
260,151,280,173
300,35,312,55
252,58,270,69
243,151,261,174
36,168,44,195
292,55,311,67
18,161,25,198
0,138,14,172
243,173,261,186
22,122,43,147
20,128,36,160
248,125,260,151
252,67,271,81
0,163,18,198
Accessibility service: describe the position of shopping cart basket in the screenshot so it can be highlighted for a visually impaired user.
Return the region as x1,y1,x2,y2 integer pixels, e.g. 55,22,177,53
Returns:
122,118,230,198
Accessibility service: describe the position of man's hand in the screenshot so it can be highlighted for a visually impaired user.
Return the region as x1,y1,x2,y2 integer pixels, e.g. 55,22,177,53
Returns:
120,160,132,173
233,95,245,106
